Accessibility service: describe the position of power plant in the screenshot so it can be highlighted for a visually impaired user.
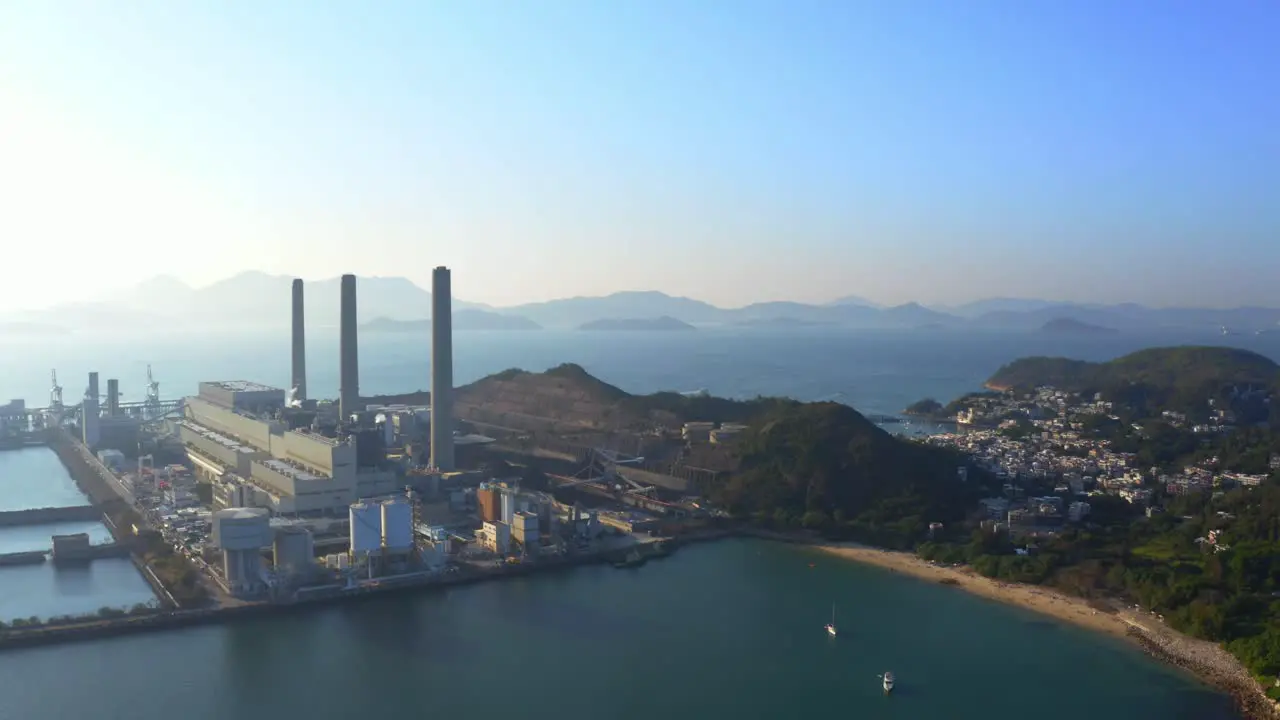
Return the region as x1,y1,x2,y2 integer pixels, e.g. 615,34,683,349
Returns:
339,273,359,420
291,278,306,403
430,266,455,472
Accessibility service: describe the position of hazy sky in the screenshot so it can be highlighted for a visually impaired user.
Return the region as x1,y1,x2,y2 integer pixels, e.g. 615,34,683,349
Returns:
1,1,1277,311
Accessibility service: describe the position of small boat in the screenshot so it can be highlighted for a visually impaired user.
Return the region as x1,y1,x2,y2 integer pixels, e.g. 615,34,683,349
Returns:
882,671,895,694
825,603,837,637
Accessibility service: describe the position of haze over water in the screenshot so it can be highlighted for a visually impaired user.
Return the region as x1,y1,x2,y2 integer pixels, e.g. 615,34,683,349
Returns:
3,327,1278,419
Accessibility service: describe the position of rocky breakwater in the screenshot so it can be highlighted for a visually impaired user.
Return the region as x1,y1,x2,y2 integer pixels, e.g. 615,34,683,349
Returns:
1125,618,1279,719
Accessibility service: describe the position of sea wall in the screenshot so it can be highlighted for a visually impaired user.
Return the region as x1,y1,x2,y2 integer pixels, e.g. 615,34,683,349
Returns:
0,506,103,527
0,530,732,652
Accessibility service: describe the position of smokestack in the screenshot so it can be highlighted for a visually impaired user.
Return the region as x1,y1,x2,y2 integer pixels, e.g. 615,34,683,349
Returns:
106,379,119,417
83,372,100,447
339,274,359,420
430,266,455,471
291,278,307,401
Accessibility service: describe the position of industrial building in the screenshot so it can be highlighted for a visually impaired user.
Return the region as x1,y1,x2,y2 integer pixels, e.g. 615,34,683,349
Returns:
272,524,316,581
78,371,145,451
211,508,272,597
180,381,400,515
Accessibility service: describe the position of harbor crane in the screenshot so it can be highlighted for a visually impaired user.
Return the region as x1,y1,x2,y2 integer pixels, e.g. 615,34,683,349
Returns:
49,370,63,410
145,364,161,408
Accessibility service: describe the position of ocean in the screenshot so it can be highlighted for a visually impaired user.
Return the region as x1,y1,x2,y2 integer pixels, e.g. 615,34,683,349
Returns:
0,326,1274,718
4,326,1277,417
0,539,1237,720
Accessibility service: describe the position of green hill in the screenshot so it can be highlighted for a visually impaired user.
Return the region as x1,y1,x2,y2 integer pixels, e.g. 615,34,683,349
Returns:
986,346,1280,419
711,402,985,546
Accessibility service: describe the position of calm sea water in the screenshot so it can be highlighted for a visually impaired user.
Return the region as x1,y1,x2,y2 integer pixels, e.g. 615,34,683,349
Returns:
0,449,156,622
0,539,1235,720
0,328,1273,717
3,327,1277,417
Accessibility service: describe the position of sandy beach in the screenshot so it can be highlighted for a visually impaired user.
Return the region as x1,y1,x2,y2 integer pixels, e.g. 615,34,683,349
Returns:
790,537,1277,718
812,541,1131,637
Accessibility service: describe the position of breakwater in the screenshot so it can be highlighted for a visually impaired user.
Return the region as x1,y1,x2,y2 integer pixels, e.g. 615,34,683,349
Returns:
0,551,49,567
0,506,103,528
1127,626,1279,720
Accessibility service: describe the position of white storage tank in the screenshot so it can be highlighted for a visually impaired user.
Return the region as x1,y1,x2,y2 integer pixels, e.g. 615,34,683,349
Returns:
380,497,414,552
273,525,315,577
349,502,382,556
210,508,272,550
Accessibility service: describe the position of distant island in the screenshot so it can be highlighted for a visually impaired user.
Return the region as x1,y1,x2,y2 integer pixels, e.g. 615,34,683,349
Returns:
361,311,541,333
1039,317,1118,335
985,345,1278,391
734,317,831,328
577,316,696,332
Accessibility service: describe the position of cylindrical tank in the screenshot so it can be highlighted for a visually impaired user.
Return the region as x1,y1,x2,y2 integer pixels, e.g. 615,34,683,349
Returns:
381,497,414,552
211,508,271,550
349,502,382,555
273,525,315,576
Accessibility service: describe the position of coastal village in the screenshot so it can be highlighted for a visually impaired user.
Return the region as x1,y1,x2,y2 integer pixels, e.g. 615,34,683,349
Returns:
924,386,1275,539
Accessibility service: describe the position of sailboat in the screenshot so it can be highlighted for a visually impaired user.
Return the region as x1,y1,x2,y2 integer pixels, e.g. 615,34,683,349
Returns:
824,603,837,637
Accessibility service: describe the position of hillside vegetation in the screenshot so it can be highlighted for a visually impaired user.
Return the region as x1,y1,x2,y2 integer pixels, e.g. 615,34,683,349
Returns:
712,403,987,547
986,347,1280,419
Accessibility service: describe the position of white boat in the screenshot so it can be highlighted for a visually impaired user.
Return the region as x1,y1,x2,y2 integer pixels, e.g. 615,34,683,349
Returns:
824,603,837,637
882,671,895,693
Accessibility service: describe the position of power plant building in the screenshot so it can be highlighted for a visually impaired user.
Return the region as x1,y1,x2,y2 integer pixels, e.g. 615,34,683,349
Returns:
211,507,272,597
512,511,540,552
272,524,315,580
181,382,399,515
477,483,501,524
477,521,511,554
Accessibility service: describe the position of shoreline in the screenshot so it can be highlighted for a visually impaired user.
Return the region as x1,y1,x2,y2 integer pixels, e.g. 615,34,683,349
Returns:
777,534,1276,720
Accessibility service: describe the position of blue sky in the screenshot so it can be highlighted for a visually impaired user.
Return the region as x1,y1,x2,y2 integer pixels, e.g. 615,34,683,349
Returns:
0,1,1276,309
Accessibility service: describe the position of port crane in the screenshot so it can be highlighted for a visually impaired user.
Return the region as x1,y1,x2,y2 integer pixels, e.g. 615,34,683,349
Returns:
145,364,161,408
49,370,63,410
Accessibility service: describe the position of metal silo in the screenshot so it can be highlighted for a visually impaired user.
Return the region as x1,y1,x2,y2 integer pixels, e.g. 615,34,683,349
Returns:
273,525,315,578
349,502,382,556
381,497,414,552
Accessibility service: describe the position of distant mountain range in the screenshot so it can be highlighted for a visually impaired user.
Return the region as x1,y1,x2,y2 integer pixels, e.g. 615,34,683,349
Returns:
5,273,1280,335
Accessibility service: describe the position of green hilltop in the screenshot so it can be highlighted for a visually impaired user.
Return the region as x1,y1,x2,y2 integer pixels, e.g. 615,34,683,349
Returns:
986,346,1280,419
